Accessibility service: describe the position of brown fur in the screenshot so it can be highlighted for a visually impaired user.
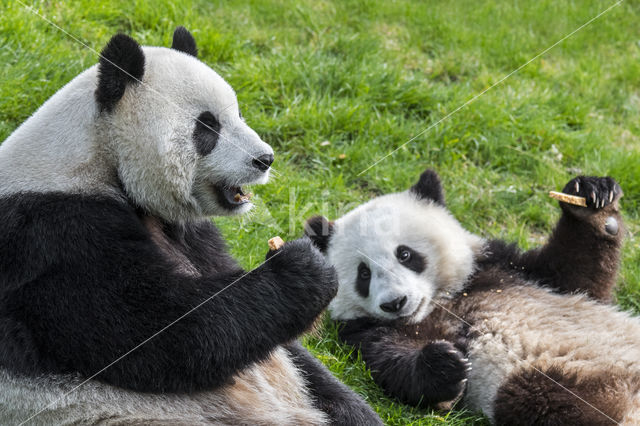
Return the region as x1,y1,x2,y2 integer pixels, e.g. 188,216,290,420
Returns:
446,275,640,424
142,215,201,277
494,366,638,426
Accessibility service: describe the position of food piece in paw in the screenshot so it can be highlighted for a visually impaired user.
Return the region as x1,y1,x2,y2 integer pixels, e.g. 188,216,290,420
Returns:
548,191,587,207
268,236,285,251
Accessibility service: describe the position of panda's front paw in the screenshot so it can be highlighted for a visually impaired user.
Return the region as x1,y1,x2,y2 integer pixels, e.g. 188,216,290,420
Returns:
266,237,338,306
562,176,622,211
419,341,470,403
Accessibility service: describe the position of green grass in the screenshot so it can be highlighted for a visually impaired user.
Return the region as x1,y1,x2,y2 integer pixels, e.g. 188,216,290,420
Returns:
1,1,639,424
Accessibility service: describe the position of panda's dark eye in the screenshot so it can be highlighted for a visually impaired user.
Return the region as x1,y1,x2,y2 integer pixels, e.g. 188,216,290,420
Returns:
356,262,371,298
395,245,426,273
359,265,371,280
239,110,243,120
198,111,219,129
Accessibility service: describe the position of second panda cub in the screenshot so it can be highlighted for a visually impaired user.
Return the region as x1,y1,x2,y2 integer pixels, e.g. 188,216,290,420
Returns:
306,169,640,425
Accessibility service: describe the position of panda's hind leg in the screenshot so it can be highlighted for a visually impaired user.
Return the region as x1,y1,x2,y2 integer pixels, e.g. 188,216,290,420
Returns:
492,364,636,426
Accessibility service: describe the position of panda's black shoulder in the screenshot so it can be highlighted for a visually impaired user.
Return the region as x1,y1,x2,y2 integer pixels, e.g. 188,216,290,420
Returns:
0,192,230,281
0,192,141,272
11,192,236,287
1,192,143,243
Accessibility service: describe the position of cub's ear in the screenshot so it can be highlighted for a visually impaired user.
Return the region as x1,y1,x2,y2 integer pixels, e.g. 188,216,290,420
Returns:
304,216,334,252
171,26,198,57
96,34,145,112
410,168,445,205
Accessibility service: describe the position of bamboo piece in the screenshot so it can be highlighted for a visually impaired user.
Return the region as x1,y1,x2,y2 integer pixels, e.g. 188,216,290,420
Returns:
549,191,587,207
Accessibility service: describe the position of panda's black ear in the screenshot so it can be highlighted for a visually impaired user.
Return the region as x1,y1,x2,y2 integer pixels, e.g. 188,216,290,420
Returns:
96,34,145,112
304,216,334,253
171,26,198,57
410,169,445,205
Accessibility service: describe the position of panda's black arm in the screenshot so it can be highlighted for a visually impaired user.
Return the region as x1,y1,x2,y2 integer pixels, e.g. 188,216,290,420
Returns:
481,177,624,302
337,319,468,407
284,341,383,426
1,193,336,393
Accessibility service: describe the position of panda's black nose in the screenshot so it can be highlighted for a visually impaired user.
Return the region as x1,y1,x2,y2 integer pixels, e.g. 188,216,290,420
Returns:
252,154,274,172
380,296,407,313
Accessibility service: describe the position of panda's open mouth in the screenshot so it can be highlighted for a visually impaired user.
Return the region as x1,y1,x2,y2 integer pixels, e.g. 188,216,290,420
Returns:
213,184,253,209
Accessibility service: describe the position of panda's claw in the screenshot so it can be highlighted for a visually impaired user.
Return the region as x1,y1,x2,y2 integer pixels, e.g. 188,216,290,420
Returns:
575,181,579,193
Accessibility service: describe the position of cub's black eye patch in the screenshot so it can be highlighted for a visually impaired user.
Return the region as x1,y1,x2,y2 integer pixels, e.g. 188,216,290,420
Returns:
395,245,426,273
356,262,371,298
193,111,220,156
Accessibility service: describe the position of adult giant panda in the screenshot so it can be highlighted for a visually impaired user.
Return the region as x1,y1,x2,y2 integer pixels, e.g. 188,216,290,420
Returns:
305,169,640,425
0,28,381,425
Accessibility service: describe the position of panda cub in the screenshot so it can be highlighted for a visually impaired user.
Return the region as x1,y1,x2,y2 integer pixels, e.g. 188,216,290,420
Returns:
0,28,380,425
306,169,640,425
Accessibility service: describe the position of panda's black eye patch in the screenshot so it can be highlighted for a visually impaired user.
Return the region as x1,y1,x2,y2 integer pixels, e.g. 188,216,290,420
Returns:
239,110,243,120
193,111,220,156
395,245,426,273
356,262,371,298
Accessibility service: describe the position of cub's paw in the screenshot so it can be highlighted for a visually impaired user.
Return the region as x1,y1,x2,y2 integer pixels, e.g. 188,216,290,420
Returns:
562,176,622,210
419,341,470,403
266,237,338,300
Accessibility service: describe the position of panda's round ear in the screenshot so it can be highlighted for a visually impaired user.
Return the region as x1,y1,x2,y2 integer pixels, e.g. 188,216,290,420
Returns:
96,34,145,112
171,26,198,57
304,216,334,253
410,168,446,205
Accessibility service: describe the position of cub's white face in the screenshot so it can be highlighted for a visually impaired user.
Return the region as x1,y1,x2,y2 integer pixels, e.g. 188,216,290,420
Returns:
103,47,273,221
324,190,484,323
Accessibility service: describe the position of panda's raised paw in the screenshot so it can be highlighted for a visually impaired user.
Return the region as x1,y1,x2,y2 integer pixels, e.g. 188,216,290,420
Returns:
419,341,469,403
561,176,622,211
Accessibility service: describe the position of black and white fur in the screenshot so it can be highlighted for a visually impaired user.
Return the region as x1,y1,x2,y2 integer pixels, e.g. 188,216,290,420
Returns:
306,169,640,425
0,28,381,425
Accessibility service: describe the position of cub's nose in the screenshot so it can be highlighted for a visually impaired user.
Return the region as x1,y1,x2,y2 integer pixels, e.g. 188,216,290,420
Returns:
252,154,274,172
379,296,408,313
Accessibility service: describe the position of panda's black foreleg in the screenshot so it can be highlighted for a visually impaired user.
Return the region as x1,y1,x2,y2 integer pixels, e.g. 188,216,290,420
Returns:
492,176,624,302
285,341,382,426
338,320,469,408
